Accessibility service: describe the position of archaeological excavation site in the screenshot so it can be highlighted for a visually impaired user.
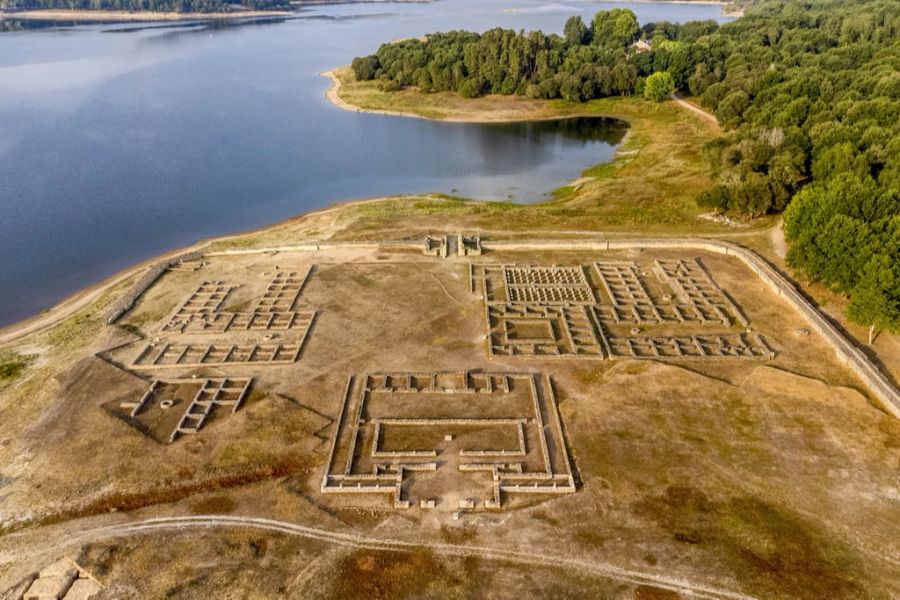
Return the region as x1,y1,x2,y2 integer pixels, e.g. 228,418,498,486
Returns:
1,233,898,599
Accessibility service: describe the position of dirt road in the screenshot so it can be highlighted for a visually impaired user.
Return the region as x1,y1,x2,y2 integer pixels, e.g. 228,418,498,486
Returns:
0,515,756,600
671,93,719,127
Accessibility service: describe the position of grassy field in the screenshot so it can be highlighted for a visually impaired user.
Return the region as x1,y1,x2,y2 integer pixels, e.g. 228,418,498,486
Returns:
327,66,773,237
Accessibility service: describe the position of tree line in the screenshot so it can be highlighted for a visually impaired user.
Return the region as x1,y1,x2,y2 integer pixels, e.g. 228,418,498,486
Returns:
352,0,899,339
5,0,287,12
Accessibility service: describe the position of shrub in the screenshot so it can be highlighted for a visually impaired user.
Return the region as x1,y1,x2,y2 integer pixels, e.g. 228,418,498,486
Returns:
644,71,675,102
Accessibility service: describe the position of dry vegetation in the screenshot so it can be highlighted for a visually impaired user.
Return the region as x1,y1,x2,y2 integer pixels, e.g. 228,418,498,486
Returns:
0,243,897,599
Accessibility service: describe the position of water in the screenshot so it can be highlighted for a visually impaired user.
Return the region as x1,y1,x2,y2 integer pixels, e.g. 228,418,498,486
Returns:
0,0,733,327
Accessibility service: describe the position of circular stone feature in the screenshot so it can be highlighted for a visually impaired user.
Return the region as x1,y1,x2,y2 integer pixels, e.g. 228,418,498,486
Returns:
160,400,175,410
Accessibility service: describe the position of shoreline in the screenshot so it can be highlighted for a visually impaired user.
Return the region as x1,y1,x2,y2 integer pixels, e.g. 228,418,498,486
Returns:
0,193,404,344
321,68,628,125
322,69,592,124
1,8,293,22
2,0,743,25
0,70,709,341
321,66,635,190
0,192,407,343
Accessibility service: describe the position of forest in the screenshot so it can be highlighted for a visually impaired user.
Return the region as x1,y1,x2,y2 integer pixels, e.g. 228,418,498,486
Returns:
352,0,899,340
5,0,287,12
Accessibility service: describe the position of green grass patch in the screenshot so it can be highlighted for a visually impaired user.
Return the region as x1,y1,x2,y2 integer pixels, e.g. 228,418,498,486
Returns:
582,162,616,178
552,185,576,199
0,353,32,382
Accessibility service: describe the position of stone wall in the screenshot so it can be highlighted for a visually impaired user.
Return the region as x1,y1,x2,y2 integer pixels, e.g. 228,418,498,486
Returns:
103,234,898,419
483,238,900,419
106,251,203,324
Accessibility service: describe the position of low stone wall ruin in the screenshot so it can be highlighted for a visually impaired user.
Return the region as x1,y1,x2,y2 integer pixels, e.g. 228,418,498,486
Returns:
101,234,899,419
106,251,203,324
482,237,900,419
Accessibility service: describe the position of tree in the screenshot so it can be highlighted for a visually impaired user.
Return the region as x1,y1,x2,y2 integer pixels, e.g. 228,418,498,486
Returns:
612,9,640,46
592,9,638,49
351,56,380,81
847,254,900,343
563,15,590,47
715,90,750,127
560,75,584,102
458,78,484,98
811,142,869,182
644,71,675,102
730,172,773,217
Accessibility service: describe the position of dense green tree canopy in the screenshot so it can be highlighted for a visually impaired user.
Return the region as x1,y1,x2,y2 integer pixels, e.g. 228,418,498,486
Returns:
355,10,648,102
352,0,900,337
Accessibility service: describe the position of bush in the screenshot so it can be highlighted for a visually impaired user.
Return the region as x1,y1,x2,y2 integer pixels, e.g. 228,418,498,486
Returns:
644,71,675,102
525,83,542,99
696,185,730,211
538,77,561,99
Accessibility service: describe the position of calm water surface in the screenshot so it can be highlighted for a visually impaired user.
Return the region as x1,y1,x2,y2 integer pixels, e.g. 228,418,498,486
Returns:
0,0,733,326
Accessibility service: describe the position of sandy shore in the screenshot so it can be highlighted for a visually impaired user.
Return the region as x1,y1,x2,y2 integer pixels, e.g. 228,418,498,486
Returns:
322,70,369,114
3,8,292,21
321,69,478,122
321,68,612,124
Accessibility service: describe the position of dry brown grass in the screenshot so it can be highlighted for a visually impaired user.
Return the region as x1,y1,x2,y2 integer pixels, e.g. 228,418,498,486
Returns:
1,232,897,599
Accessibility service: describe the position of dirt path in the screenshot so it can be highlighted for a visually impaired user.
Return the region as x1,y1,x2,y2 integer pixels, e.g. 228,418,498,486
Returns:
671,93,719,127
0,515,756,600
769,217,787,259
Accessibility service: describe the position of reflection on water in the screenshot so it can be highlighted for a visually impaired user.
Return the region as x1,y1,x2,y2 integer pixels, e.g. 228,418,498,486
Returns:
504,116,629,143
0,0,731,326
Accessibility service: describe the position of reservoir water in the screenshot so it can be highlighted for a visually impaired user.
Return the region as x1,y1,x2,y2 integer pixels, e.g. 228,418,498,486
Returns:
0,0,733,326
